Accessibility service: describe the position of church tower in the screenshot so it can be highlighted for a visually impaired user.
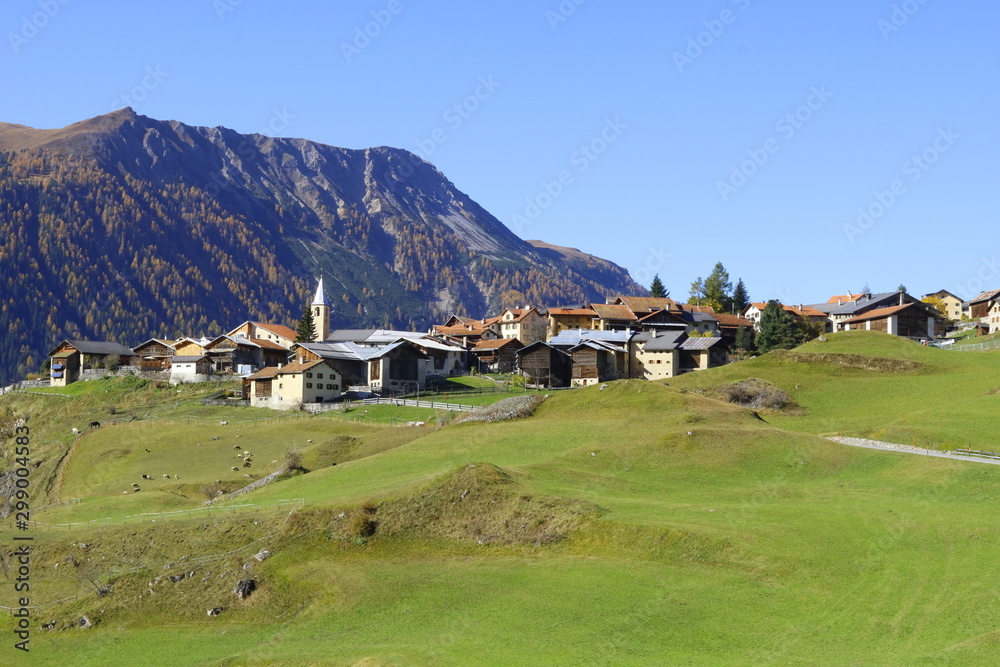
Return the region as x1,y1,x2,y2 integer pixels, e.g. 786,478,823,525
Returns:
311,276,331,342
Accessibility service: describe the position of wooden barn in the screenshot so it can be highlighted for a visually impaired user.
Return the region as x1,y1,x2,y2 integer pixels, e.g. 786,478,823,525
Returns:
48,339,136,387
568,341,626,386
471,338,522,373
842,302,944,340
132,338,176,370
516,341,572,388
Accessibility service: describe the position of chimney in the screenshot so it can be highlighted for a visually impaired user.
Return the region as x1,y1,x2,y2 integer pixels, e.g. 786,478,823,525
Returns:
651,328,658,338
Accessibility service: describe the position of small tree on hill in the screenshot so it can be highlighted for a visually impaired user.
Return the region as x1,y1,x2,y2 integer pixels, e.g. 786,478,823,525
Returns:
756,300,801,353
650,274,668,298
295,304,317,343
734,324,755,357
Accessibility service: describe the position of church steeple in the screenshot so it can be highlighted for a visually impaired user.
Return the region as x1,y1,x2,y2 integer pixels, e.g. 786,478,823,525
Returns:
310,276,331,342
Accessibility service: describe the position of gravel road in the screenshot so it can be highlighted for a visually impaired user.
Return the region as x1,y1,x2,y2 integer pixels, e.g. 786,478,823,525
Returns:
826,436,1000,466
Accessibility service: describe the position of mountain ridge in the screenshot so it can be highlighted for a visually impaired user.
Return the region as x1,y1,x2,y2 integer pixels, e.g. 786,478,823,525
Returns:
0,108,644,383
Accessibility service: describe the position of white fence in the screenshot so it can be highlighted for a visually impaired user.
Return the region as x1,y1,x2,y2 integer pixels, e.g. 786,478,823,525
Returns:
359,397,480,412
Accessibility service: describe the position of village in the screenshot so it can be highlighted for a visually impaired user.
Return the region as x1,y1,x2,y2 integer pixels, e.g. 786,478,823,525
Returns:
41,279,1000,412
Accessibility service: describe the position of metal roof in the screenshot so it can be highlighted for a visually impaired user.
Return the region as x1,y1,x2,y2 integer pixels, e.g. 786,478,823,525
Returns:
829,292,900,315
548,329,632,346
49,339,135,357
640,330,687,352
680,337,723,350
312,276,331,306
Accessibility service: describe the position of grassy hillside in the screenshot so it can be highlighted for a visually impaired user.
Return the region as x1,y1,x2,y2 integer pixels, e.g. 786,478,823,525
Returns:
5,338,1000,664
671,330,1000,449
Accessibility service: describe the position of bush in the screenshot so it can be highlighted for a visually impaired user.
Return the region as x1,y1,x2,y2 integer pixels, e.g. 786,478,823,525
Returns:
714,379,793,410
347,502,378,539
284,448,303,471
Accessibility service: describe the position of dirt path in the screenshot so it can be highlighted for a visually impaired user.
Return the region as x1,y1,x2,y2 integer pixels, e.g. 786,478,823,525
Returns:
826,436,1000,466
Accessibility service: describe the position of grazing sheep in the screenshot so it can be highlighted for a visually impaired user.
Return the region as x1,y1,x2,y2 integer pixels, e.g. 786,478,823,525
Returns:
306,439,313,443
174,475,180,480
243,451,251,456
141,474,151,480
123,491,129,495
163,474,170,479
71,427,79,435
243,461,251,468
219,421,228,425
231,467,239,472
211,436,220,441
233,444,241,450
133,487,141,492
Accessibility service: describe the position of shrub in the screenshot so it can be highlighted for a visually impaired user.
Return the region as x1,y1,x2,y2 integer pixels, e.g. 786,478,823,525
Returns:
284,447,304,471
347,502,378,539
714,379,793,410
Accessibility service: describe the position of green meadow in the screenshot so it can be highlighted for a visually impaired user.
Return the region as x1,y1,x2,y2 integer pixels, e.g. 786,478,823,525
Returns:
4,331,1000,665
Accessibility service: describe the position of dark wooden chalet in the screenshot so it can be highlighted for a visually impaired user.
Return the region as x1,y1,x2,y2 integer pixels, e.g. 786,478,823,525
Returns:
970,289,1000,320
48,339,137,387
516,341,572,388
471,338,522,373
842,302,944,339
132,338,176,370
568,341,628,386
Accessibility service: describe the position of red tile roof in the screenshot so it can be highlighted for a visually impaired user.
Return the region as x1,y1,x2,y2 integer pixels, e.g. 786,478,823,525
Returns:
711,313,753,328
251,338,289,351
473,338,521,350
614,296,677,314
548,308,597,317
590,303,637,321
842,303,919,324
749,303,827,319
252,322,297,341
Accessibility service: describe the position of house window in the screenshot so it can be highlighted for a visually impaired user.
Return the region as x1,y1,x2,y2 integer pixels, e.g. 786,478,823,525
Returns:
317,373,323,379
326,383,333,390
332,384,339,390
306,382,313,389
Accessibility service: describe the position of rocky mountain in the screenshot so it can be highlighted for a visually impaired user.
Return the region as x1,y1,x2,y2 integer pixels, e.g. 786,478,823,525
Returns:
0,108,643,384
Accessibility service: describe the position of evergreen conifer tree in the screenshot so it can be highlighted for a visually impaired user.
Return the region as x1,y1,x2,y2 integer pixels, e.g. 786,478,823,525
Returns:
756,300,800,353
295,304,317,343
650,274,668,298
732,278,749,314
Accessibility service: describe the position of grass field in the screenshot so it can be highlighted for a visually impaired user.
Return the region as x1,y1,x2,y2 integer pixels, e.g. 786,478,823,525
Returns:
6,334,1000,664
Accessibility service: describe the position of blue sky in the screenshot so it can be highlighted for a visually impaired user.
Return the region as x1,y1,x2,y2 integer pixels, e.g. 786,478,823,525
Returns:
3,0,998,304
